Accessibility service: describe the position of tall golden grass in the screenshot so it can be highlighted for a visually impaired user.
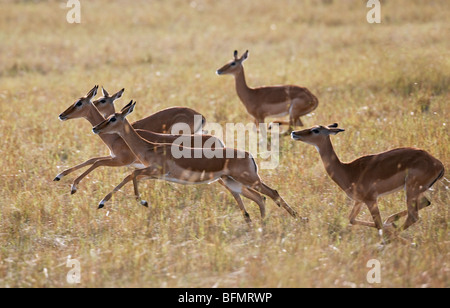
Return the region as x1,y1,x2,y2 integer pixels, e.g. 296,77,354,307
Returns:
0,0,448,287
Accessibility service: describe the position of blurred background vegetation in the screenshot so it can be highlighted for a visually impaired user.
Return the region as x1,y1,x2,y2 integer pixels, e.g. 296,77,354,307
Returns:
0,0,448,287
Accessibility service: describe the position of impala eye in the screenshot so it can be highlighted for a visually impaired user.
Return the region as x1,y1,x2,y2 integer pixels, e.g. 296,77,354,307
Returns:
99,99,106,104
312,129,319,134
110,117,116,122
76,101,82,107
231,62,236,66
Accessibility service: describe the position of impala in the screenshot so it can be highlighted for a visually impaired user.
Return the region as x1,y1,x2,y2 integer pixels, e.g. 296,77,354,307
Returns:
216,50,319,132
93,87,206,134
55,86,266,214
291,124,444,238
55,86,209,192
92,101,300,222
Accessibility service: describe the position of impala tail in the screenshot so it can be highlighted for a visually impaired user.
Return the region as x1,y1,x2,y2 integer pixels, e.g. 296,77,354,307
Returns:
309,91,319,113
195,115,207,134
429,166,445,189
250,154,258,173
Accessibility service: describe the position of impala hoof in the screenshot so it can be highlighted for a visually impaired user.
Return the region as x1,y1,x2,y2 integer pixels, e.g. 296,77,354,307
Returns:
98,201,105,209
140,200,148,207
54,173,64,181
70,186,77,195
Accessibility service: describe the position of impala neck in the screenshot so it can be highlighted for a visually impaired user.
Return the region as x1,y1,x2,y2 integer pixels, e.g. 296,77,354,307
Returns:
119,120,155,162
234,68,252,104
316,138,350,191
84,104,106,126
84,104,122,151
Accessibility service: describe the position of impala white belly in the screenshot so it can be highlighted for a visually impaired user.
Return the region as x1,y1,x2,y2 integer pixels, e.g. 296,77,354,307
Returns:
264,100,292,118
162,175,220,185
131,162,146,169
377,184,405,198
270,111,289,118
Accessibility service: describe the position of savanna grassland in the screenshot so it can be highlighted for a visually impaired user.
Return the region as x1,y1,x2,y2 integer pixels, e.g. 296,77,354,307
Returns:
0,0,449,288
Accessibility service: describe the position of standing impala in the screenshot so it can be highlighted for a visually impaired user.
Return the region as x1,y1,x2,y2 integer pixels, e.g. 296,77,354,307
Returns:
291,124,444,239
92,101,300,223
216,50,319,132
55,86,266,214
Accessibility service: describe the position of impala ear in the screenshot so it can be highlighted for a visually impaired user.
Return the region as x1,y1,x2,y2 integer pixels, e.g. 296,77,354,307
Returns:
120,100,133,112
327,123,339,128
329,128,345,135
241,50,249,61
128,101,136,116
101,86,110,98
121,100,136,118
233,50,238,60
86,85,98,100
112,88,124,101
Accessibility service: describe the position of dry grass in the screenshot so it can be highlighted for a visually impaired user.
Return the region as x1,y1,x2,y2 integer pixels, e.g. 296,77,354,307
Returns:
0,0,449,288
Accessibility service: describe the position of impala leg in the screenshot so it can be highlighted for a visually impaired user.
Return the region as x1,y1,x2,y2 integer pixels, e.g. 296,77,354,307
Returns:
289,98,309,131
259,182,297,218
398,203,419,232
396,174,432,232
234,173,298,218
270,120,290,127
282,127,294,137
132,174,150,207
384,194,431,226
98,174,133,209
294,117,304,127
70,156,134,194
384,211,407,226
364,200,400,243
348,201,377,228
286,115,303,131
268,119,295,136
269,120,291,135
366,201,384,236
229,192,252,223
254,117,266,131
287,115,295,134
265,186,295,217
219,178,251,223
54,156,111,181
98,167,159,209
398,191,421,233
241,187,266,219
219,177,267,220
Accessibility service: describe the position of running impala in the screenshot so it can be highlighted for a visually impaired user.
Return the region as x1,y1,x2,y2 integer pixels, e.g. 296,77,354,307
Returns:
216,50,319,132
92,101,300,223
55,86,266,214
291,124,444,239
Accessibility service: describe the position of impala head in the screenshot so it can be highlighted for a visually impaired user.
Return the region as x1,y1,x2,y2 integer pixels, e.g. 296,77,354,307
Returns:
92,87,125,118
216,50,249,76
59,85,98,121
92,100,136,135
291,123,345,146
